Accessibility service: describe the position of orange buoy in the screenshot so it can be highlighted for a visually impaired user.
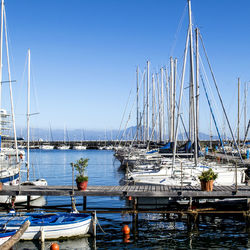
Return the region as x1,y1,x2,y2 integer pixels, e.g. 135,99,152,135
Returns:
122,225,130,235
50,243,60,250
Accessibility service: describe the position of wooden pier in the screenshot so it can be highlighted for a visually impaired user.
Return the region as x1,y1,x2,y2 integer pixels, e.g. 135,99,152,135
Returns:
1,184,250,199
2,184,250,228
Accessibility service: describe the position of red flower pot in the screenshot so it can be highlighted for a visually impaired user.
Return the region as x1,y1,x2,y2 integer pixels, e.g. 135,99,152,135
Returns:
77,181,88,191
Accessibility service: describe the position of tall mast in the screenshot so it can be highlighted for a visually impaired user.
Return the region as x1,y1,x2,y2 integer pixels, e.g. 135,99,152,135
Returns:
136,66,139,142
4,4,18,161
173,58,177,141
195,28,199,165
143,72,146,143
26,49,30,181
237,77,240,146
160,67,164,142
0,0,4,135
157,73,161,142
0,0,4,110
188,0,196,144
170,57,174,141
165,68,170,140
152,74,155,141
146,61,150,141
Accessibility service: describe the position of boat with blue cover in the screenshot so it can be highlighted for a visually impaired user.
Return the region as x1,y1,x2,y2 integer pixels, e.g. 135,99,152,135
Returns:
0,212,92,240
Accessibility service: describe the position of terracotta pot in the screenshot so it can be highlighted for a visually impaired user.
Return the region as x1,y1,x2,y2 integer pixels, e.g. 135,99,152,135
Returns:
76,180,88,191
200,180,214,191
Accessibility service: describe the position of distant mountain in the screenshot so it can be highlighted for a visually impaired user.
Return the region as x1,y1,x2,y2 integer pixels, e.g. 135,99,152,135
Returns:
16,126,218,141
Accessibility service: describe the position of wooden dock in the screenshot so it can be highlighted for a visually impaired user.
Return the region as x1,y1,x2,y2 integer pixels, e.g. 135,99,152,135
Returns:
2,184,250,227
1,184,250,199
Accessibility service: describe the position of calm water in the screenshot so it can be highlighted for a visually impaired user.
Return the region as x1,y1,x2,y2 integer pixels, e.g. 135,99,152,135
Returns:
12,149,250,249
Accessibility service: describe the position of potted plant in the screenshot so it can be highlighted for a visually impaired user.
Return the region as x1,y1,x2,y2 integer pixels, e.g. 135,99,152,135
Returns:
198,168,218,191
71,158,89,191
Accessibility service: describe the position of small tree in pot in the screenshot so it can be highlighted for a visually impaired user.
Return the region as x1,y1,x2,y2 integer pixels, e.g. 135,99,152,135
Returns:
71,158,89,190
198,168,218,191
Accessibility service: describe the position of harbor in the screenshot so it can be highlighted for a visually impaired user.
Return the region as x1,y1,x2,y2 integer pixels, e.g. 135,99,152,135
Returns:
0,0,249,249
1,149,250,249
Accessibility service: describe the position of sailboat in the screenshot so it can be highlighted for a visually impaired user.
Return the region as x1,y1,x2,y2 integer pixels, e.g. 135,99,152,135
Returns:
58,125,70,150
0,0,25,198
123,0,247,191
20,48,47,194
0,49,47,204
73,129,87,150
39,124,54,150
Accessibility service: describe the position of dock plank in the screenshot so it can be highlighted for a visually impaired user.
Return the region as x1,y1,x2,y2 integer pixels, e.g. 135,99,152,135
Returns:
1,185,250,199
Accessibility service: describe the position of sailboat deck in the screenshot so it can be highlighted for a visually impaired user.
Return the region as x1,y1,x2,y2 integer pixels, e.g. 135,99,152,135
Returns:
1,185,250,199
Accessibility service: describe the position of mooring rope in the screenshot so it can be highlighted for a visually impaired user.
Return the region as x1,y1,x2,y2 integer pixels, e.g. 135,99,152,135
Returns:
96,216,107,234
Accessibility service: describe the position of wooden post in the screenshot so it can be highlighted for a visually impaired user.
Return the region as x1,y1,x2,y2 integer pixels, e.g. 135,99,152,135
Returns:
83,196,87,210
93,211,96,237
40,227,45,242
1,220,30,250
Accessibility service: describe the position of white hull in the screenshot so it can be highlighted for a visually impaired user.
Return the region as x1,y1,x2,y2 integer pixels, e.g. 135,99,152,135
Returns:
57,145,70,150
73,145,87,150
0,235,11,245
0,179,48,204
40,145,54,150
21,218,91,240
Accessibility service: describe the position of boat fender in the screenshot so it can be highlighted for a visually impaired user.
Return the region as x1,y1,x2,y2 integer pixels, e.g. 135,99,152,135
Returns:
50,243,60,250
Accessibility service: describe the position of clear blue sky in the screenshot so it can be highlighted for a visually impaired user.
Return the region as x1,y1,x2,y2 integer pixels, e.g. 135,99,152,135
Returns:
1,0,249,138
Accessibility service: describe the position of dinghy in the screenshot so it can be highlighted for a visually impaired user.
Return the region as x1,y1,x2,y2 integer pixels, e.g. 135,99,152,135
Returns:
0,212,92,240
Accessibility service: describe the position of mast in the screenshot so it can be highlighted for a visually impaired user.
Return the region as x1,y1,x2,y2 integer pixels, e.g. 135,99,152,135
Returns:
170,57,174,141
194,28,199,164
26,49,30,180
188,0,196,142
143,72,146,143
173,59,177,141
136,66,139,143
0,0,3,110
152,74,155,141
146,61,150,142
4,4,18,161
165,68,170,140
157,73,161,142
160,67,165,142
237,77,240,147
0,0,4,135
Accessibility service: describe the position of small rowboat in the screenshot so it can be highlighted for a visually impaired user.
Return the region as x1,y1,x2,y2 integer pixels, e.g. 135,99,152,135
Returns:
0,212,92,240
0,229,17,245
